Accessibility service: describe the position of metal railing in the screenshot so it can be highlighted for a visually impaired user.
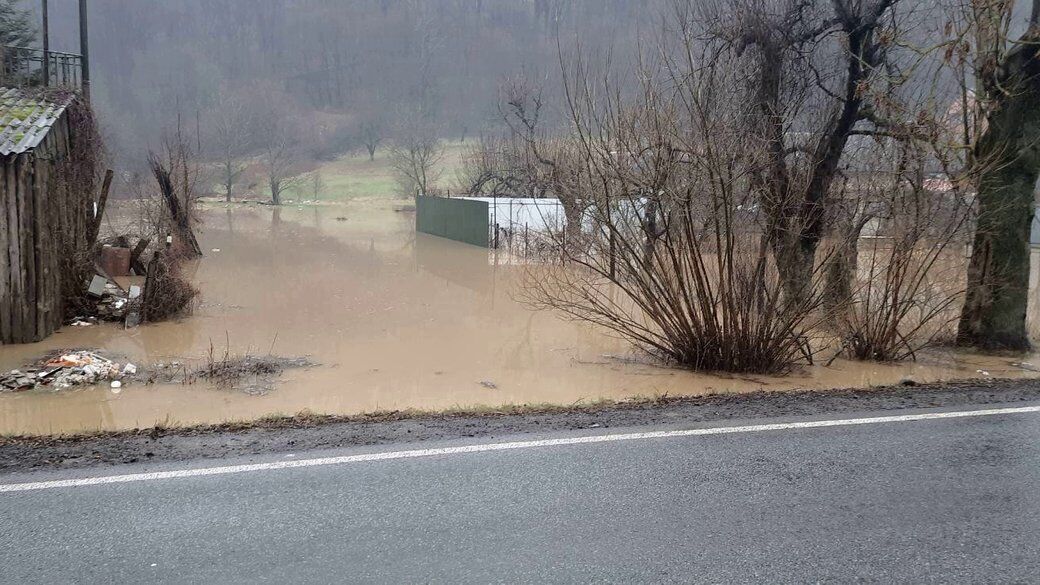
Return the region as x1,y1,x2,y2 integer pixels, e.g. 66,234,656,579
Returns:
0,46,82,89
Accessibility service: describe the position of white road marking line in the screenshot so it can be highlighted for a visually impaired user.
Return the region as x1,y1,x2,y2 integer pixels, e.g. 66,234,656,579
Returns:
2,404,1039,493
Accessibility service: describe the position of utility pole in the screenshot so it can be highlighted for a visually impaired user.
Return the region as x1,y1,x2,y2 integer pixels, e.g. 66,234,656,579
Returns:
41,0,49,86
79,0,90,99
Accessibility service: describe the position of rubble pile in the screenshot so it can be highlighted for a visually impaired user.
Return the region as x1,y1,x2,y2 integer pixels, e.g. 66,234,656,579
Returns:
95,281,131,320
75,274,143,326
0,351,136,392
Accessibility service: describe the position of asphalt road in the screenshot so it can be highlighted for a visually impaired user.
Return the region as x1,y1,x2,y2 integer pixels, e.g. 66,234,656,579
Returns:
2,406,1039,584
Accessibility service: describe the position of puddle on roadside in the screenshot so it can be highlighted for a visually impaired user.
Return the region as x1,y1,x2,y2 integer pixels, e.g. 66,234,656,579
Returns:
1,199,1038,435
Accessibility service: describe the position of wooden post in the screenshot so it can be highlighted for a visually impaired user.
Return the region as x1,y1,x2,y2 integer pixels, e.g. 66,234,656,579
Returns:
141,251,160,322
79,0,90,98
86,168,112,246
42,0,50,86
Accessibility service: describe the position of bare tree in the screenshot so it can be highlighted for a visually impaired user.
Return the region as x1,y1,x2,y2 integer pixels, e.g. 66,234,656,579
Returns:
359,119,384,161
307,170,324,201
700,0,912,303
826,145,975,361
256,114,304,205
956,0,1040,349
388,114,444,196
461,75,558,200
209,90,256,203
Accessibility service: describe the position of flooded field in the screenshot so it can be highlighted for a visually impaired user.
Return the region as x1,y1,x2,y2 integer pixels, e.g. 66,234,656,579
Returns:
1,199,1038,435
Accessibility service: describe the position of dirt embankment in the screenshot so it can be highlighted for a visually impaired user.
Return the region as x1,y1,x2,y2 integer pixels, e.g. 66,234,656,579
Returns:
2,378,1040,474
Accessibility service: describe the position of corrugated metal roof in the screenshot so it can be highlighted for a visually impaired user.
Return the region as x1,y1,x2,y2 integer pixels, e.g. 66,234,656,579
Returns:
0,86,73,156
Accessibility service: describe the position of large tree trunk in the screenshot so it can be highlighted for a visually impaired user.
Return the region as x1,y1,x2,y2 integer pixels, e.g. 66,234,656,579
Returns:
958,40,1040,350
822,212,865,315
270,179,282,205
772,234,817,306
224,164,233,203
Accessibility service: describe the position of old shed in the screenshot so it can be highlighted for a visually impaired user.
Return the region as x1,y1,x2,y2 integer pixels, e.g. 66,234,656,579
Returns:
0,86,92,344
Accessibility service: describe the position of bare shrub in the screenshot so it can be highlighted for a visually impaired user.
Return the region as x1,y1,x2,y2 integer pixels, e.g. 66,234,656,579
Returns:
142,129,204,259
140,252,198,323
828,180,973,361
520,42,830,375
388,111,444,196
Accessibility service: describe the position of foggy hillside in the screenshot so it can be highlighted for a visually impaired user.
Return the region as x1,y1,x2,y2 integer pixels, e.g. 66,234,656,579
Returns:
37,0,658,164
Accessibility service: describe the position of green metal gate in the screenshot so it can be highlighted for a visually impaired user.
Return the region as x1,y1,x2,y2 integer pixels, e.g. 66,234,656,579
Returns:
415,195,490,247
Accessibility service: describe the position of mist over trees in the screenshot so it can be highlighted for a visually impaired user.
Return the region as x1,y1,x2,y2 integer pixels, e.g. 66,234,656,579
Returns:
33,0,657,165
0,0,35,45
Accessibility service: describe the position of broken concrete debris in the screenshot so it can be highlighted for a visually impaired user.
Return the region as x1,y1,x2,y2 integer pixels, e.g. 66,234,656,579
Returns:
0,351,137,392
87,274,108,297
94,279,134,321
78,273,146,327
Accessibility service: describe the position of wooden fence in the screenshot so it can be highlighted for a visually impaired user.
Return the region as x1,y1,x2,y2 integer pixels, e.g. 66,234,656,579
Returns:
0,112,89,343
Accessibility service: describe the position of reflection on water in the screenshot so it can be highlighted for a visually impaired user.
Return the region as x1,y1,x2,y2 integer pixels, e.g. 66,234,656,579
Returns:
1,200,1038,435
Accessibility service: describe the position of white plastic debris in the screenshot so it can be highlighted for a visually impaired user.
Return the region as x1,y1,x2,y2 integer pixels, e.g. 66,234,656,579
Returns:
211,248,221,252
128,285,142,299
976,369,991,376
110,380,122,389
122,363,137,375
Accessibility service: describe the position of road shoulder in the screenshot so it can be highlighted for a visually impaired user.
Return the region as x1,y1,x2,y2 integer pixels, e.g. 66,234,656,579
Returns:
3,378,1040,474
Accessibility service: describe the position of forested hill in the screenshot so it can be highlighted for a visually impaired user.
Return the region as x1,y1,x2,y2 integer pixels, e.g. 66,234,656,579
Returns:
39,0,655,162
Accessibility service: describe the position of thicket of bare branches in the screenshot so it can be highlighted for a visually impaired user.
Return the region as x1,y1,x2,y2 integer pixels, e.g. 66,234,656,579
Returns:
460,77,558,199
389,113,445,196
57,96,108,319
518,37,835,374
507,0,1013,369
146,132,203,259
140,251,199,323
823,148,975,361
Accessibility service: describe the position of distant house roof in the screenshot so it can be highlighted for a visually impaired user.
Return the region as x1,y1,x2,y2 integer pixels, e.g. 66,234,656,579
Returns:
0,86,74,156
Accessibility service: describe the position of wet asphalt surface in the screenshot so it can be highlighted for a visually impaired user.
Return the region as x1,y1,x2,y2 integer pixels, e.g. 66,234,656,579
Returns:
1,404,1039,583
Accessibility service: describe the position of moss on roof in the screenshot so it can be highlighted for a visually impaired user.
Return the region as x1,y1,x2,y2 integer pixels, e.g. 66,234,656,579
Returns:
0,86,74,156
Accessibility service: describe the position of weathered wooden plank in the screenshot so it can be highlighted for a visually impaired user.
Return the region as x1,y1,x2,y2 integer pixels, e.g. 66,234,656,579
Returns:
6,155,23,342
33,152,49,339
45,132,61,333
47,128,63,333
0,157,10,343
19,156,36,341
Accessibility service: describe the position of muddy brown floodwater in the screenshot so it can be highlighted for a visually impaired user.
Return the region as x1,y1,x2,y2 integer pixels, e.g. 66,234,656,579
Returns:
1,199,1039,435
